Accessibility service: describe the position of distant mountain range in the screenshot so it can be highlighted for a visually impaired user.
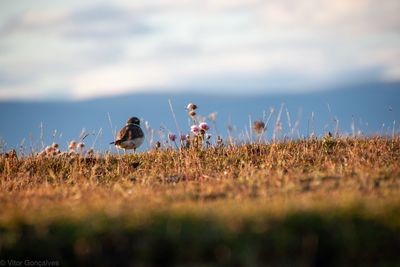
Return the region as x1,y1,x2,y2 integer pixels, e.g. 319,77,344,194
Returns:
1,82,399,152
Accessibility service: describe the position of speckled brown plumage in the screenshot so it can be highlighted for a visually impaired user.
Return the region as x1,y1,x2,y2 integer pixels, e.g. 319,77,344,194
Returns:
110,117,145,152
114,124,144,146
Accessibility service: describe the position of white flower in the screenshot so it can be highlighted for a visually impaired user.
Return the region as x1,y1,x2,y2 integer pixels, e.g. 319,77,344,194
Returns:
68,140,77,150
208,112,217,121
76,142,86,156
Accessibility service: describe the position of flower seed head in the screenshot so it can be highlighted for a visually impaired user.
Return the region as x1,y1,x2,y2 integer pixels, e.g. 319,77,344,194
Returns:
253,120,266,134
52,143,59,149
186,103,197,110
189,110,196,117
155,141,161,149
77,142,85,149
69,140,77,150
217,136,223,145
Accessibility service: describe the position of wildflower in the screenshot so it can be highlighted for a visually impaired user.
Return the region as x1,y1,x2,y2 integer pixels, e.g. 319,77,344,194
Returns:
76,142,86,156
191,125,200,135
51,143,60,154
155,141,161,149
45,146,53,155
199,122,210,131
186,103,197,110
189,110,196,117
205,133,212,140
208,112,217,121
77,142,85,149
253,120,266,135
275,121,282,132
69,140,77,150
217,136,223,146
42,146,57,157
168,133,176,142
180,134,187,141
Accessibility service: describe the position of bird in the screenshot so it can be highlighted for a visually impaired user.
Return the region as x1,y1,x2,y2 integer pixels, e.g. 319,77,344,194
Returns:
110,117,145,154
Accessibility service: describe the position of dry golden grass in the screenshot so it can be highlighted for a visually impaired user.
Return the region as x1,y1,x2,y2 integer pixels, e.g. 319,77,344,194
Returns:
1,136,399,266
1,136,400,219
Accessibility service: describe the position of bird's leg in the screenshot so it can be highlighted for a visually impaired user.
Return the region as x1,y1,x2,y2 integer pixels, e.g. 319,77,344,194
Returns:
124,149,127,156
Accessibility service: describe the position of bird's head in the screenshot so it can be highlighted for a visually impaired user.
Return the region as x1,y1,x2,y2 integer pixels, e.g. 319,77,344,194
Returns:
126,117,141,126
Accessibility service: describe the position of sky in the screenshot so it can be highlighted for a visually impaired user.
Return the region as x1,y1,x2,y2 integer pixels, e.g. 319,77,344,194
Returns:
0,0,399,100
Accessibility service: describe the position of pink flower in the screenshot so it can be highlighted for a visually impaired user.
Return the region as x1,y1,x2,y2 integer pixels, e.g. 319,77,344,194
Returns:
168,133,176,142
199,122,209,131
191,125,200,135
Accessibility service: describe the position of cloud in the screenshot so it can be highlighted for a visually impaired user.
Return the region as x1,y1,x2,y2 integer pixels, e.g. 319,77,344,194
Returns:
0,4,155,39
70,62,174,99
0,0,399,100
65,5,155,39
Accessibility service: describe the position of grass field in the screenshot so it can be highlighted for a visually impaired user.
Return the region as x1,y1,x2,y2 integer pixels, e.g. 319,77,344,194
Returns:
1,136,400,266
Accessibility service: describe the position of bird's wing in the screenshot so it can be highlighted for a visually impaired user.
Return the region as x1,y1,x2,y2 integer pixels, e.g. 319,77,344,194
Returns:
114,125,144,144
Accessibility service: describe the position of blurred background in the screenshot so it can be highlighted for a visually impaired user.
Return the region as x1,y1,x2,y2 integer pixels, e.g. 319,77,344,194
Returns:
0,0,399,151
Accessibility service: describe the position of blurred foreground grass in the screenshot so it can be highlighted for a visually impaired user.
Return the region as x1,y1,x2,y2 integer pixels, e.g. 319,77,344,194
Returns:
1,137,400,266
